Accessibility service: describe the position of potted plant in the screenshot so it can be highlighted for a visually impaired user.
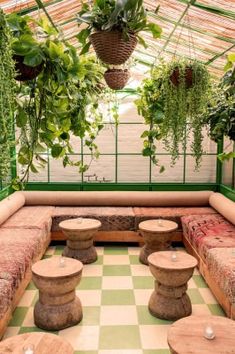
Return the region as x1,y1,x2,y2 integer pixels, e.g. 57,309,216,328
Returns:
135,59,211,170
77,0,162,65
104,67,130,90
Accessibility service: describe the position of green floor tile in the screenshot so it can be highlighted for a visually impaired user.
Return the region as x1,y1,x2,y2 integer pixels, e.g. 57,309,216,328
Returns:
42,254,52,259
129,255,141,264
78,277,102,290
143,350,170,354
103,265,131,276
99,325,141,349
208,304,226,316
187,288,205,304
9,307,28,326
104,247,128,255
26,282,37,290
101,290,135,305
137,306,173,325
132,276,154,289
32,292,39,306
81,306,100,325
193,275,208,288
54,245,65,255
19,327,58,335
94,255,103,265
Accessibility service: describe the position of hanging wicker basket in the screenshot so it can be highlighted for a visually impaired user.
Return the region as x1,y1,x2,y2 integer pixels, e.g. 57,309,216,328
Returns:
90,31,137,65
104,69,130,90
13,55,44,81
170,66,193,88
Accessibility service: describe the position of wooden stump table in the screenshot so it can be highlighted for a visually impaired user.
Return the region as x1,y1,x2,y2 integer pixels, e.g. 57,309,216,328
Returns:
0,332,74,353
59,218,101,264
167,315,235,354
148,251,198,320
139,219,178,265
32,256,83,331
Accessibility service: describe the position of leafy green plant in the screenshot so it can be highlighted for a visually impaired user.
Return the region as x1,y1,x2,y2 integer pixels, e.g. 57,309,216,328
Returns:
77,0,162,54
135,59,211,170
0,9,17,182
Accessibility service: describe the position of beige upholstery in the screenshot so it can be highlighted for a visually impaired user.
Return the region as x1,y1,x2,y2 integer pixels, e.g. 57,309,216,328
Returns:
0,192,25,226
209,193,235,226
23,190,213,207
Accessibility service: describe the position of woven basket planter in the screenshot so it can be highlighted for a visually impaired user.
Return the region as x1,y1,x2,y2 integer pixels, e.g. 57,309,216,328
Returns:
13,55,44,81
170,67,194,88
104,69,130,90
90,31,137,65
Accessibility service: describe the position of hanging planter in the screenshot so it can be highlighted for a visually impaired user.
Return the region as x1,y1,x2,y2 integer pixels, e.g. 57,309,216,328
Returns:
13,55,44,81
170,66,193,88
104,68,130,90
90,31,137,65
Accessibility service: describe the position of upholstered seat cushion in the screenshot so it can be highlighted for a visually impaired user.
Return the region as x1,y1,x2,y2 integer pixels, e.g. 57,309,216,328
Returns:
182,214,235,260
52,207,135,232
0,280,13,319
133,207,216,230
206,248,235,304
1,206,54,233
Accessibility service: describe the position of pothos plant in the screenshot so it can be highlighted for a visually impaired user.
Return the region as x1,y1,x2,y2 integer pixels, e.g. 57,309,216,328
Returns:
135,59,211,170
7,15,108,189
0,9,17,182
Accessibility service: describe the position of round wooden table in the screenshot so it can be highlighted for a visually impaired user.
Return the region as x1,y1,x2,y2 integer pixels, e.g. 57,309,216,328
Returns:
139,219,178,264
167,315,235,354
32,256,83,331
0,332,74,353
148,251,198,320
59,218,101,263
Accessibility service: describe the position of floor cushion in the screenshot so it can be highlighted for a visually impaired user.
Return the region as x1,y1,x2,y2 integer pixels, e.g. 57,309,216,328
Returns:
52,206,135,232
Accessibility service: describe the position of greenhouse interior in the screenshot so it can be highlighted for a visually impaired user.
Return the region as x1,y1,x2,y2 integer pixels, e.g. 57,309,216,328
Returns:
0,0,235,352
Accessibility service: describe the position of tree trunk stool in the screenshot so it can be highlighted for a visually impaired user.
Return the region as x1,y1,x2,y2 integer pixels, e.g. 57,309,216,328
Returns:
59,218,101,264
0,332,74,353
148,251,197,320
139,219,178,265
167,315,235,354
32,256,83,331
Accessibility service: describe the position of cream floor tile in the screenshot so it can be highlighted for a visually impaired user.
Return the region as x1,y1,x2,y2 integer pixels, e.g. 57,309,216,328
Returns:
83,265,103,277
45,246,56,255
18,290,36,307
100,306,138,325
59,325,99,350
131,265,151,277
188,277,197,289
128,247,141,255
102,276,133,289
103,255,130,265
2,327,20,339
134,289,153,305
76,290,101,306
139,325,169,349
193,267,200,275
199,288,218,304
192,304,212,316
22,307,35,327
96,247,104,255
99,350,142,354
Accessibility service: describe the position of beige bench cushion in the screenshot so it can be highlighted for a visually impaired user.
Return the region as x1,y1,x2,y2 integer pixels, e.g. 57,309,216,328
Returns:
209,193,235,225
0,192,25,226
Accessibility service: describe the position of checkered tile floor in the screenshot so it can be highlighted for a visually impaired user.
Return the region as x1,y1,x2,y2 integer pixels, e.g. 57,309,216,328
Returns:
4,245,225,353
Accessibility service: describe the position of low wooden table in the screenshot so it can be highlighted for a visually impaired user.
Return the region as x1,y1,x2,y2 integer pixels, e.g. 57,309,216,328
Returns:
32,256,83,331
59,218,101,263
139,219,178,264
148,251,197,320
167,315,235,354
0,332,73,353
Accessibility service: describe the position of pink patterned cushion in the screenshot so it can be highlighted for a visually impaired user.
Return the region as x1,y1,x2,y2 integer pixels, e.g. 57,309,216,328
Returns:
182,214,235,260
0,280,13,318
52,207,135,232
206,248,235,303
133,207,216,230
2,206,54,233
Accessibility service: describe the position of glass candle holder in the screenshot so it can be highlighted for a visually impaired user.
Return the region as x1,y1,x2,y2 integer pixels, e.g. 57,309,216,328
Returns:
157,219,163,226
59,256,66,268
77,217,83,224
171,251,177,262
23,344,35,354
204,324,215,340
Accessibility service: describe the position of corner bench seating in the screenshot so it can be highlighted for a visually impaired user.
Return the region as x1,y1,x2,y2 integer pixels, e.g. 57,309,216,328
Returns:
0,190,235,339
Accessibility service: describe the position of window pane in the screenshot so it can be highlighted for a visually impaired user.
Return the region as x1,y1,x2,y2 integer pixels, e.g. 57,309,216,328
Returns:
83,155,115,183
152,156,184,182
50,155,82,182
118,155,149,182
185,155,217,183
118,124,144,153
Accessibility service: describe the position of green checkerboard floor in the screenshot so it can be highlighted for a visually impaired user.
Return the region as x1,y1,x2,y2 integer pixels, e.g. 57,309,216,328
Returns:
4,245,225,353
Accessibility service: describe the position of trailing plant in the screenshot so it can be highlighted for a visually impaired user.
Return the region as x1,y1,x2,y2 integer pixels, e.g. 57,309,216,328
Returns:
0,9,17,182
135,59,211,170
77,0,162,54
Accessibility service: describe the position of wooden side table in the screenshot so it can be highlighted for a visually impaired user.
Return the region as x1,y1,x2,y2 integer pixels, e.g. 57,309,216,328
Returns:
59,218,101,264
139,219,178,265
0,332,74,353
148,251,197,320
32,256,83,331
167,315,235,354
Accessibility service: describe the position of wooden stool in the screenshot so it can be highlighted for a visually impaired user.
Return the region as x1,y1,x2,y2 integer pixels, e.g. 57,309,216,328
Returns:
139,219,178,265
167,315,235,354
148,251,197,320
32,257,83,331
59,218,101,264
